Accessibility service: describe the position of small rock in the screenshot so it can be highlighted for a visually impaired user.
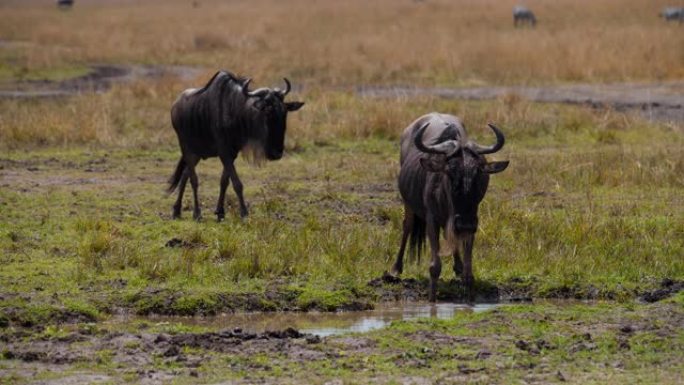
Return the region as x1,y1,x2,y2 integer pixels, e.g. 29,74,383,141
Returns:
556,370,567,382
306,335,322,344
515,340,540,354
536,339,553,350
163,345,180,357
154,334,168,343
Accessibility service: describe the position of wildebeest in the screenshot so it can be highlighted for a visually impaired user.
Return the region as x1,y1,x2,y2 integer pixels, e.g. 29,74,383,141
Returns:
56,0,73,9
660,7,683,22
391,113,509,302
168,70,304,221
513,6,537,27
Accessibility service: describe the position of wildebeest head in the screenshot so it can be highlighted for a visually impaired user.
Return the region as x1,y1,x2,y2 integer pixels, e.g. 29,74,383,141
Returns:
242,78,304,160
414,122,509,233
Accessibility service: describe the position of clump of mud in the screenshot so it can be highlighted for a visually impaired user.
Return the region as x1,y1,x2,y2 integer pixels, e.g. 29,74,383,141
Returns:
639,279,684,303
2,327,320,367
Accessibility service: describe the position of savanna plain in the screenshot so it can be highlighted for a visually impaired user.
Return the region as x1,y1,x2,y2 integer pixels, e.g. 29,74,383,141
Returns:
0,0,683,384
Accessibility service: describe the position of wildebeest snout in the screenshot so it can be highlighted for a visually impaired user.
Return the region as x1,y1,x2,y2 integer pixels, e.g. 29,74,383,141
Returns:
453,215,478,233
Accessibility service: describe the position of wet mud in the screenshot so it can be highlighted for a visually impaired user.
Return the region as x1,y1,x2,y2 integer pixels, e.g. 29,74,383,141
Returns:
2,299,683,385
639,278,684,303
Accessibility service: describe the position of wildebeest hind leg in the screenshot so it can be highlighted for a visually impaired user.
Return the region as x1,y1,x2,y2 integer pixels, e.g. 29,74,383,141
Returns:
391,206,414,276
172,171,189,219
185,155,201,221
426,217,442,302
226,163,248,218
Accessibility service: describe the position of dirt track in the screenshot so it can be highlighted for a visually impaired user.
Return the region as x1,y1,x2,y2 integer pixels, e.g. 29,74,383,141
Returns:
1,63,682,122
358,81,684,122
0,64,202,99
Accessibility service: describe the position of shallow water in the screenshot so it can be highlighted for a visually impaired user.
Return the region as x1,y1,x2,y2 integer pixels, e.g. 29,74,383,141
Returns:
135,302,498,337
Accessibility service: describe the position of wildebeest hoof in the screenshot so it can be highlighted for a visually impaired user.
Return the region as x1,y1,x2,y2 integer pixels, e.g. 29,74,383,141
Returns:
193,212,202,221
215,210,225,222
172,212,181,220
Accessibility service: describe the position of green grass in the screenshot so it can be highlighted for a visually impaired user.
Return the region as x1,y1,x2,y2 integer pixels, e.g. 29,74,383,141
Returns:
0,94,682,322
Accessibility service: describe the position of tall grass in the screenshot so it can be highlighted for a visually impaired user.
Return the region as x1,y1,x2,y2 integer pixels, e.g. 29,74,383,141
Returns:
0,0,682,86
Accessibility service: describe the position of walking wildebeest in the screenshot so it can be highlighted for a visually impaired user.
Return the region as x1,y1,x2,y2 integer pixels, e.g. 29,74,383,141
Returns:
391,113,509,302
660,7,683,22
513,6,537,27
168,70,304,221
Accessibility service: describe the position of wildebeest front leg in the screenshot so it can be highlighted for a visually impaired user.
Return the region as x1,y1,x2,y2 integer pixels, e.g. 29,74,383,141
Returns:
172,171,189,219
462,233,475,291
452,243,464,276
426,216,441,302
226,163,248,218
391,205,414,276
214,167,231,221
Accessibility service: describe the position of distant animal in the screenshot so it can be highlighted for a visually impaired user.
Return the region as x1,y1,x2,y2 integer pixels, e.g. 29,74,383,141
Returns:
56,0,73,9
513,6,537,27
391,113,509,301
168,70,304,221
660,7,683,22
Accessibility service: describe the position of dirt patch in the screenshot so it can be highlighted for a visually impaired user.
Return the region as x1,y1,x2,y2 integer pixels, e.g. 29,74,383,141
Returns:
358,81,684,123
0,64,203,99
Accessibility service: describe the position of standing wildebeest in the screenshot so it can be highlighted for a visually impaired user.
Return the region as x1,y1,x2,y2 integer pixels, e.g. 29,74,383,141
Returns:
168,70,304,221
391,113,509,302
56,0,73,9
660,7,683,22
513,6,537,27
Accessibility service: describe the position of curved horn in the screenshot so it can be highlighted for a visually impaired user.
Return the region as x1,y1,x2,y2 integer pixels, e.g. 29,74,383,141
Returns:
275,78,291,97
242,77,271,97
468,123,505,154
241,78,252,96
414,122,460,156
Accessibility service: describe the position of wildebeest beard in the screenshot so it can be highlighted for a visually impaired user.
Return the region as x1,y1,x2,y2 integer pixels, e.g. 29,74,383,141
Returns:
442,158,482,254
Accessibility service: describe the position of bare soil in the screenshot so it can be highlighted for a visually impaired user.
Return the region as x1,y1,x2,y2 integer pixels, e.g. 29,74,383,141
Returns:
0,64,203,99
358,81,684,122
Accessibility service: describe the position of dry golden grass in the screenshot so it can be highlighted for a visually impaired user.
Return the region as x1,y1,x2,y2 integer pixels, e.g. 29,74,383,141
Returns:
0,0,682,86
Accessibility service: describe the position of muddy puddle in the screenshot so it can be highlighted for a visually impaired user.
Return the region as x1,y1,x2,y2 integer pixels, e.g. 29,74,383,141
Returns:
123,302,497,337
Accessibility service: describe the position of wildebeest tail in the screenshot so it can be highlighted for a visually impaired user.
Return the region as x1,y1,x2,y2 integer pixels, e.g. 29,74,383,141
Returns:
408,214,426,263
167,158,186,194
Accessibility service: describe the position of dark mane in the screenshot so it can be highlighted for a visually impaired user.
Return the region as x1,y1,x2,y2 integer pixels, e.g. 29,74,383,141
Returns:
193,70,247,97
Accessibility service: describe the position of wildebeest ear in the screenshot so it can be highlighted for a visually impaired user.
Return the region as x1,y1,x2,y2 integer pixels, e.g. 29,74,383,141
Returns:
419,156,447,173
286,101,304,111
483,160,509,174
